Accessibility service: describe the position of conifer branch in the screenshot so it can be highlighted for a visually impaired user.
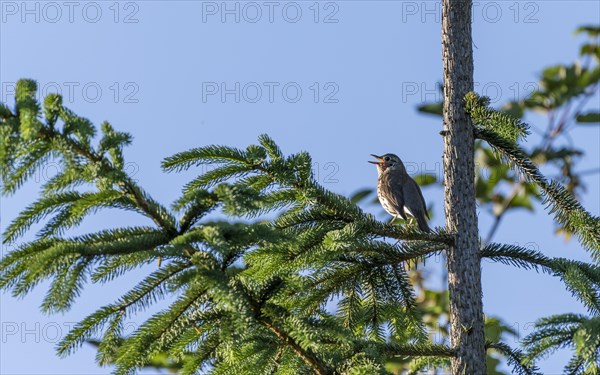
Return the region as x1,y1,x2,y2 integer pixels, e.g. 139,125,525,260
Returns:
482,243,600,314
56,260,193,356
162,134,453,245
259,316,332,375
521,313,600,374
485,341,541,375
466,93,600,257
377,342,455,357
41,124,178,234
406,357,452,375
1,81,178,236
113,283,208,375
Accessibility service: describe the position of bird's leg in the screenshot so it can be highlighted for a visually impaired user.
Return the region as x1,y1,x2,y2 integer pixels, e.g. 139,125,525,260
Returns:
408,217,417,230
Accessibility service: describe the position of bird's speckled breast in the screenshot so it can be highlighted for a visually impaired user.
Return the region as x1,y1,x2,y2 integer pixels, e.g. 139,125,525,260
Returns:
377,178,399,217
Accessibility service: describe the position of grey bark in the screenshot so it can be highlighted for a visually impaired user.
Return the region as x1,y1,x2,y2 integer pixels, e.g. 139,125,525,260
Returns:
441,0,487,374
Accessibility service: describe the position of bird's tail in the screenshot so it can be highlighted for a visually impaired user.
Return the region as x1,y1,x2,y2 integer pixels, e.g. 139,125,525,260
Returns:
416,214,431,233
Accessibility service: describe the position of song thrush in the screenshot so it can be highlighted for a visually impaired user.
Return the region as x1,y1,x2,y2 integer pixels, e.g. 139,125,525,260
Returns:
369,153,431,232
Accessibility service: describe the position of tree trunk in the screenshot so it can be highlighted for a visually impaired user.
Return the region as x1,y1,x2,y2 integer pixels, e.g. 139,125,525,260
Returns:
441,0,487,374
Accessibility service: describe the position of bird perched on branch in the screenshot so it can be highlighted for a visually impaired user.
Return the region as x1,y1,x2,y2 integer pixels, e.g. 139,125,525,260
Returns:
369,153,431,233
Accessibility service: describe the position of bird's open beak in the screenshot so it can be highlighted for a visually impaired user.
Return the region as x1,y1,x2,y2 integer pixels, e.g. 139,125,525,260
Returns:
368,154,383,165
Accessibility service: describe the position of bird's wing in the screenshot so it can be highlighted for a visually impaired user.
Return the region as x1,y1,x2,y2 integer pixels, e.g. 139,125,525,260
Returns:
381,173,408,220
403,177,429,219
414,177,430,219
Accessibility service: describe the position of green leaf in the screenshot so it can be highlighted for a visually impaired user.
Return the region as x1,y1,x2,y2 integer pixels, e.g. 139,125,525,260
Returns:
575,25,600,37
413,174,437,186
508,192,534,212
416,102,443,117
350,189,373,204
485,317,517,343
501,101,524,119
576,111,600,124
577,66,600,88
580,43,600,59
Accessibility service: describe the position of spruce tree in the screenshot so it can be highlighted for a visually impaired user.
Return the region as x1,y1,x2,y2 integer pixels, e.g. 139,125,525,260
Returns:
1,75,599,373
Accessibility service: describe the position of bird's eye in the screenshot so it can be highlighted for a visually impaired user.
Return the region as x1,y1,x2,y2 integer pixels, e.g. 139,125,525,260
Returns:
384,156,390,161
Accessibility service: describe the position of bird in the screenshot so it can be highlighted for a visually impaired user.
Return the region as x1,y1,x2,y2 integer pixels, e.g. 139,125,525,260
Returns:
369,153,431,233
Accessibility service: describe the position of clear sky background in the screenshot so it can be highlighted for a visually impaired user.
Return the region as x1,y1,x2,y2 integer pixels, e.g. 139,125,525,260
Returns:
1,1,599,374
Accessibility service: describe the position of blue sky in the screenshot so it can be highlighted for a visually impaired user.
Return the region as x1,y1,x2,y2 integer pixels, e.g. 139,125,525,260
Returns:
1,1,599,374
